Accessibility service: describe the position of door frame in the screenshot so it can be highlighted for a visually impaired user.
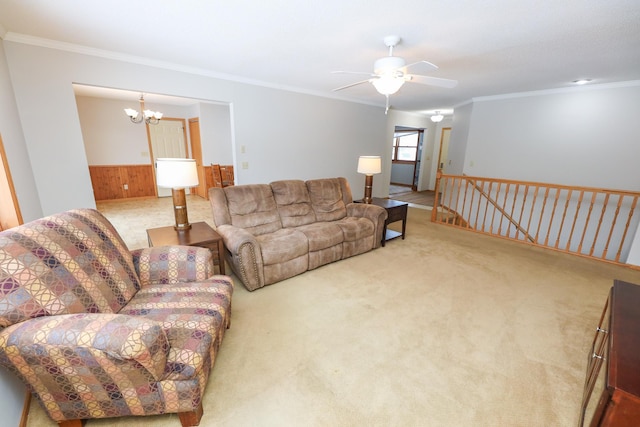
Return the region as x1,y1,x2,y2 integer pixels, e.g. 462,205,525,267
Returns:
188,117,206,198
437,127,452,172
0,134,23,230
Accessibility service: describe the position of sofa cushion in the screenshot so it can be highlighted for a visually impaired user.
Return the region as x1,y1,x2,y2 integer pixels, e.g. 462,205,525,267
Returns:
295,222,344,251
0,209,140,328
224,184,282,236
335,217,375,242
271,180,316,227
306,178,348,222
257,229,308,266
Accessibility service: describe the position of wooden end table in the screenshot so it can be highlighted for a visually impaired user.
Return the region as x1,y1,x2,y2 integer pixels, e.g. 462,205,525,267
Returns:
372,198,408,246
356,197,408,246
146,221,225,275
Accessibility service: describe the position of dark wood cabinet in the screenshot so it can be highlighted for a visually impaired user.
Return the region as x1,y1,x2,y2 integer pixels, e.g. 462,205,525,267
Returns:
579,280,640,426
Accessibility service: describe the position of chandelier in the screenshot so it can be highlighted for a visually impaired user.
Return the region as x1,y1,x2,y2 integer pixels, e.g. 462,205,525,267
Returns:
124,94,163,125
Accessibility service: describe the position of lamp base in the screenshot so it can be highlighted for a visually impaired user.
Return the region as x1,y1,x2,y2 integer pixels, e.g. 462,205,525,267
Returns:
171,188,191,230
363,175,373,204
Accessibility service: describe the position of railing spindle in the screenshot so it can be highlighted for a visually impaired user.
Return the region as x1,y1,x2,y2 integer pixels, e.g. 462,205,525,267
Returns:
431,173,640,269
616,196,639,262
567,190,585,252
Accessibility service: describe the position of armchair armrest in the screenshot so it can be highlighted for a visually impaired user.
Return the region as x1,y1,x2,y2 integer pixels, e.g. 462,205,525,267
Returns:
0,313,169,382
132,245,214,287
347,203,388,248
215,224,265,291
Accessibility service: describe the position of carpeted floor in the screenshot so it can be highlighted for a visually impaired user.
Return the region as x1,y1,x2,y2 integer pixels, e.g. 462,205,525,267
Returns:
25,196,640,427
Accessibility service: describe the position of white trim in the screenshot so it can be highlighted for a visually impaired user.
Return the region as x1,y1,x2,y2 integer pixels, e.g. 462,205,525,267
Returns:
453,99,473,109
3,31,381,108
472,80,640,103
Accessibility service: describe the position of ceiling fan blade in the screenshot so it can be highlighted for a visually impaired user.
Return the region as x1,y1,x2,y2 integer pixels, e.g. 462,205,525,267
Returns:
407,74,458,88
331,70,374,77
332,79,372,92
404,60,438,73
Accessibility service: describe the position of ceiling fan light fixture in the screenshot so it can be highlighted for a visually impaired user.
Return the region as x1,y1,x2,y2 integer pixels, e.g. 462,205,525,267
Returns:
431,111,444,122
372,75,405,95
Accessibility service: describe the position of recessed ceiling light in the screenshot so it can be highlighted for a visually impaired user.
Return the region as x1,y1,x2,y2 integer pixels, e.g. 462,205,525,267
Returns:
573,79,592,85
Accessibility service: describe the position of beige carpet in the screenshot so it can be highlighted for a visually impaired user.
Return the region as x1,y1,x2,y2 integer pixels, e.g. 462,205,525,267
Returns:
26,196,640,426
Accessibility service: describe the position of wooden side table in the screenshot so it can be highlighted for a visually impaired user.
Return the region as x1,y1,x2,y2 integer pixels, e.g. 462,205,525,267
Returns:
146,221,225,275
356,197,408,246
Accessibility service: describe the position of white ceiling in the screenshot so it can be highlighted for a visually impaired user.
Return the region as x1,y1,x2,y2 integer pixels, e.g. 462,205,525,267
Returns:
1,0,639,114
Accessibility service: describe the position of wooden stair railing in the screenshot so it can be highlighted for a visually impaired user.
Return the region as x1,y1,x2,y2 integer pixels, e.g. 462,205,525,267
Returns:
431,171,640,267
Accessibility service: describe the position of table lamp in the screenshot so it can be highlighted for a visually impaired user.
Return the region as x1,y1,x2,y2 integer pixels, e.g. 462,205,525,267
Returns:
156,158,199,230
357,155,382,204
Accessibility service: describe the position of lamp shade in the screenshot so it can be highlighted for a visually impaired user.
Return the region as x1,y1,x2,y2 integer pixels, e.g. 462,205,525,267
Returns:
357,156,382,175
156,158,199,188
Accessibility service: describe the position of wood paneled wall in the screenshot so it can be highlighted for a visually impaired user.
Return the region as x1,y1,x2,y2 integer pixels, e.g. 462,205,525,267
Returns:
89,165,156,201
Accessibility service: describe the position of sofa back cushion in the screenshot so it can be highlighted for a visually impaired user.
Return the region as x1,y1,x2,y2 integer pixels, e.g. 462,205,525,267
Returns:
223,184,282,235
271,180,317,228
306,178,348,222
0,209,140,328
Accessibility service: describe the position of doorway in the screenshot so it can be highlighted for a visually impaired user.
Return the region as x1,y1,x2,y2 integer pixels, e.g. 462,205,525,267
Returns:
147,118,189,197
390,127,424,191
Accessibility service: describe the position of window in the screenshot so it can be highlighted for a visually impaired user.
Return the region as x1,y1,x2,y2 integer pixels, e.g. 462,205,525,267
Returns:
391,131,421,163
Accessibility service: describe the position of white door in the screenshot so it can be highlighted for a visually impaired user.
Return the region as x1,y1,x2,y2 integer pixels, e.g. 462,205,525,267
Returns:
148,119,188,197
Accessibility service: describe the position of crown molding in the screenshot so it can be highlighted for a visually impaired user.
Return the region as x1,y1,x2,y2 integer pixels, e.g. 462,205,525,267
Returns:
3,31,378,107
472,80,640,103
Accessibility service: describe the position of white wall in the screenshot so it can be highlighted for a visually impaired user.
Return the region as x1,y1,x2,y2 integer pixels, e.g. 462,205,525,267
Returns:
199,102,233,168
447,83,640,266
0,40,42,221
460,82,640,190
447,102,473,176
3,41,393,216
77,96,229,166
77,96,152,165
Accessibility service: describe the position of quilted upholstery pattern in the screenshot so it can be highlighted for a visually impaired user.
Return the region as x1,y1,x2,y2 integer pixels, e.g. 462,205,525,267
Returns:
119,278,233,381
0,209,234,424
0,209,140,327
132,245,214,287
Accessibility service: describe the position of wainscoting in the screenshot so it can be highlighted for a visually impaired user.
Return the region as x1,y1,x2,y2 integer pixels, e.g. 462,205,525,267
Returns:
88,164,156,200
89,164,217,201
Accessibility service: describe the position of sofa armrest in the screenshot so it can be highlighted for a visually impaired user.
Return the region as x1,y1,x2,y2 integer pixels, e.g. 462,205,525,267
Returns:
216,224,265,291
346,203,388,249
132,245,214,287
0,313,169,383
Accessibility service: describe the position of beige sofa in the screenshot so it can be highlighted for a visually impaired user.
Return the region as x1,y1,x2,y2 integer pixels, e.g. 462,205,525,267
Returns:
209,177,387,291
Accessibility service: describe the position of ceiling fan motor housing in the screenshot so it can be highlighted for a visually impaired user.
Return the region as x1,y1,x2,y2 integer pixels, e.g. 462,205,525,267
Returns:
374,56,406,75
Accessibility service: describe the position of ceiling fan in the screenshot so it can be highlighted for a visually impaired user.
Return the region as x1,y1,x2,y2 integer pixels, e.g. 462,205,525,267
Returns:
332,35,458,113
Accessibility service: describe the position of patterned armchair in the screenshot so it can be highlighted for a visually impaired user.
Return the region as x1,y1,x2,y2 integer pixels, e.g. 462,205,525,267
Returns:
0,209,233,427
